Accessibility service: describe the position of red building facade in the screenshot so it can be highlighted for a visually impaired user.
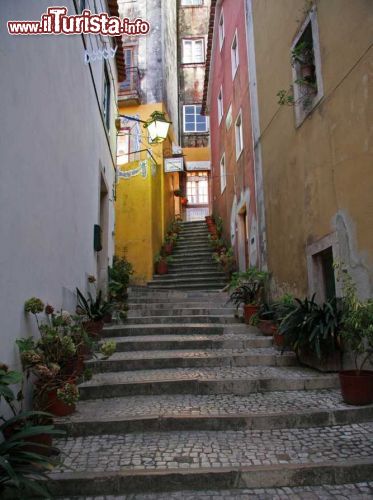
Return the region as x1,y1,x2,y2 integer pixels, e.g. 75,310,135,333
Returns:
203,0,257,271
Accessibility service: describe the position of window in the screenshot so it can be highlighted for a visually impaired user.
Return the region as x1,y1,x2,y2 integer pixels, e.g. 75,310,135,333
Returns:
186,172,208,205
219,10,225,50
291,7,323,126
231,31,239,78
217,87,224,123
225,103,232,129
183,105,209,133
220,153,226,193
182,39,204,64
103,64,111,130
181,0,203,5
117,128,130,166
121,47,135,91
235,111,243,159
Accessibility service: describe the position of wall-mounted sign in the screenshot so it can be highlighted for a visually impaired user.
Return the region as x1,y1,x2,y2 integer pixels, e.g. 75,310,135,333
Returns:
186,161,211,171
164,157,184,173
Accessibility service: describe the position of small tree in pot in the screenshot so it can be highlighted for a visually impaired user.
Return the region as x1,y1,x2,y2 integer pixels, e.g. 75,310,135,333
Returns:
336,265,373,405
155,254,172,275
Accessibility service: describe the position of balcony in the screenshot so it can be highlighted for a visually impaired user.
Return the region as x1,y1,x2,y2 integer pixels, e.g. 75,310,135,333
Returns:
118,67,141,105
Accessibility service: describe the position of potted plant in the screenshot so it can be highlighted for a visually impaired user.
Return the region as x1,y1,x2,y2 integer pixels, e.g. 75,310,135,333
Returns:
256,303,276,335
100,340,117,359
278,295,342,371
291,41,315,79
174,189,182,197
164,233,177,255
229,282,262,324
0,364,64,497
213,247,236,276
271,294,296,347
180,197,188,206
108,255,133,303
336,265,373,405
155,254,172,275
76,288,110,336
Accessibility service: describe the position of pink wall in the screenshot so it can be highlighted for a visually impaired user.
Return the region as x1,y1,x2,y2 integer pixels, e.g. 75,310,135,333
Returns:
208,0,256,267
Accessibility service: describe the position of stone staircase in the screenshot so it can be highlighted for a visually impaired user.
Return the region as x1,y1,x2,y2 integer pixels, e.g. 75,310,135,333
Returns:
148,221,227,290
50,288,373,498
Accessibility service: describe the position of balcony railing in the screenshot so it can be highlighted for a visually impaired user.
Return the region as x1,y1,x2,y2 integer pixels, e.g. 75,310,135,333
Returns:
118,67,141,104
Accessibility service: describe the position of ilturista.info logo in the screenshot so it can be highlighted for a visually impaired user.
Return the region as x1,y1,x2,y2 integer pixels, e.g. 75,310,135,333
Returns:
7,7,150,36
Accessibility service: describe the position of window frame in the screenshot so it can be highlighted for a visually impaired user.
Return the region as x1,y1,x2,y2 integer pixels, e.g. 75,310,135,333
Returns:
217,86,224,124
182,38,205,64
181,0,203,6
231,30,239,79
235,110,243,160
291,7,324,127
218,9,225,50
220,153,226,193
183,104,209,134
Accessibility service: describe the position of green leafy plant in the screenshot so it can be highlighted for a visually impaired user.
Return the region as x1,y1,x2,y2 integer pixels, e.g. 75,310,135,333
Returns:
108,255,133,302
229,282,262,309
291,40,314,66
335,264,373,372
0,365,64,498
100,340,117,359
173,189,182,197
76,288,110,321
24,297,44,315
279,295,342,360
155,254,173,264
56,382,79,406
213,247,236,275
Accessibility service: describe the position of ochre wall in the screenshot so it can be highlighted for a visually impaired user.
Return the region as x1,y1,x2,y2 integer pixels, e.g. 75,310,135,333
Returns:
115,103,176,284
252,0,373,297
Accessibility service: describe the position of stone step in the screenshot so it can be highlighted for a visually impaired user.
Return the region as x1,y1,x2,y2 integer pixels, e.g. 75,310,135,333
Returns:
124,316,240,325
170,251,214,259
103,333,273,352
49,423,373,496
147,283,226,291
149,277,227,287
102,324,250,338
127,296,229,304
77,366,339,400
87,348,297,373
54,482,373,500
168,264,222,273
127,288,228,299
127,306,235,316
56,390,373,436
167,258,216,266
151,271,225,281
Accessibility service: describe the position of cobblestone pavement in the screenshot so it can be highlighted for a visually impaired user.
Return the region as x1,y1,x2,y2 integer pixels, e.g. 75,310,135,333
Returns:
54,422,373,472
62,390,353,421
103,333,269,343
79,366,337,386
58,481,373,499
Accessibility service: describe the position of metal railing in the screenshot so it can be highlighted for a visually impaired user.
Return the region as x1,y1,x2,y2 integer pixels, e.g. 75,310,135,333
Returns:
118,67,141,102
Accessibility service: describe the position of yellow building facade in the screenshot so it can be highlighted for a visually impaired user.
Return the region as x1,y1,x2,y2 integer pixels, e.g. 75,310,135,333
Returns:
249,0,372,300
115,103,179,284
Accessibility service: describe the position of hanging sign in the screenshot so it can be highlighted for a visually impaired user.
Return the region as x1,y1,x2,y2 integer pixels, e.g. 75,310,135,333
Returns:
186,161,211,171
164,157,184,173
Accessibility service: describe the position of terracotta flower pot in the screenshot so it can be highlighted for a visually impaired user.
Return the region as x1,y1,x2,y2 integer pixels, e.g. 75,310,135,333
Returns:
157,260,168,275
301,64,315,79
47,389,76,417
243,304,260,324
339,370,373,406
83,319,104,337
273,330,285,347
103,313,112,324
164,243,173,255
258,319,276,336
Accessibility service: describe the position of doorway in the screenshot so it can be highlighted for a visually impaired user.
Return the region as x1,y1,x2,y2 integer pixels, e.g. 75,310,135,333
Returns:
237,208,249,271
185,171,209,221
97,174,109,291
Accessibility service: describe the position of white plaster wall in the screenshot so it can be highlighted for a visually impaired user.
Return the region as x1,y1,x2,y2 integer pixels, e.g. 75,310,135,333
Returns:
0,0,117,370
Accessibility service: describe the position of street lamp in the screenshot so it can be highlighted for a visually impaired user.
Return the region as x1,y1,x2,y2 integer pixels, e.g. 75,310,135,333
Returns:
144,111,171,144
117,111,171,144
